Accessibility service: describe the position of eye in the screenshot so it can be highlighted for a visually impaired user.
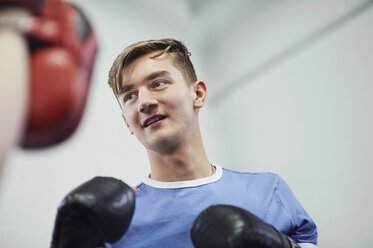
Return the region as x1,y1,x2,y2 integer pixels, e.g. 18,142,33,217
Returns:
152,80,166,88
123,92,137,102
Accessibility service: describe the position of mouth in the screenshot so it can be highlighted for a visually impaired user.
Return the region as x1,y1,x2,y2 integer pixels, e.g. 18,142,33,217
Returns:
143,115,167,128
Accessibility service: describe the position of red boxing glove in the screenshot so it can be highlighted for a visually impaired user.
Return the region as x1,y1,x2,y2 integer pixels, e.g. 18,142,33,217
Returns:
0,0,45,14
1,0,98,148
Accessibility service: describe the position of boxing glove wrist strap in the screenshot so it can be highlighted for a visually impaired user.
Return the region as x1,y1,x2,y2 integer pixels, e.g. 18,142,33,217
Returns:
0,8,33,31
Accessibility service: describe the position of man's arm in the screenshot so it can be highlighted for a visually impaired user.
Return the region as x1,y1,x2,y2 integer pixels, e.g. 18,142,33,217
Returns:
276,176,318,245
0,27,28,168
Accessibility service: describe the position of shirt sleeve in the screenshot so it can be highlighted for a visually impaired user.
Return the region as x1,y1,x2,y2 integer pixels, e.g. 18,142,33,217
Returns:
276,175,318,245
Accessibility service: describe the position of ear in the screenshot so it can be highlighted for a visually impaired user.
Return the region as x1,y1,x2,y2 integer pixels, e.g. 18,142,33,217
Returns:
193,80,207,108
122,114,134,135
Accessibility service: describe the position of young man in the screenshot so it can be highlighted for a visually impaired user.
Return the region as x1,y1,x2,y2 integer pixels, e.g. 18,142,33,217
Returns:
107,39,318,248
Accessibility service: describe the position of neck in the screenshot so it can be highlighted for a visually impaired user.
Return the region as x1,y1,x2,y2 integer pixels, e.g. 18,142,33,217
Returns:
146,132,211,182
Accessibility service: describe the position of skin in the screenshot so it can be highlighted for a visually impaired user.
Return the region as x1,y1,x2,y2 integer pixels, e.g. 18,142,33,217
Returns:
0,28,28,174
118,50,211,182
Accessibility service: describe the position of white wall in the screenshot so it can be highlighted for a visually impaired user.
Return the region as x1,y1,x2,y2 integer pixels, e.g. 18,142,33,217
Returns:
0,0,372,247
202,5,373,248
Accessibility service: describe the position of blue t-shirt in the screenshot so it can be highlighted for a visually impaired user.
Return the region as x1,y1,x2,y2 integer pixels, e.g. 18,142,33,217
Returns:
106,166,317,247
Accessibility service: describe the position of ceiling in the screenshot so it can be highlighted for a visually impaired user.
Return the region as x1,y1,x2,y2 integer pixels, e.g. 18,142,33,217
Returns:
71,0,372,101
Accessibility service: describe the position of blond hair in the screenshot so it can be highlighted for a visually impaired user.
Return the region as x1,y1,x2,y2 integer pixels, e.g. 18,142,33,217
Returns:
108,38,197,98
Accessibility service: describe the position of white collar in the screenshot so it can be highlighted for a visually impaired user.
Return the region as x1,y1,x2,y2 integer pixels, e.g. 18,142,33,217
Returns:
142,165,223,189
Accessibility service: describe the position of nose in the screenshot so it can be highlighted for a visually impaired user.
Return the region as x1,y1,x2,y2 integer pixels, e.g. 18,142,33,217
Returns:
138,89,157,113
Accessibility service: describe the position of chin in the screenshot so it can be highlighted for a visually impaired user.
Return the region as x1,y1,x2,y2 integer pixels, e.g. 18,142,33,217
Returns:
147,135,182,154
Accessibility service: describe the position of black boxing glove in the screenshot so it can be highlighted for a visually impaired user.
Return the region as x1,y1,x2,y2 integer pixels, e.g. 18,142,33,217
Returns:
51,177,135,248
191,204,300,248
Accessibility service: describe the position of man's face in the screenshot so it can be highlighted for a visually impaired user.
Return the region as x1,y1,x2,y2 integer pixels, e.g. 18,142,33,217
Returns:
118,51,203,153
